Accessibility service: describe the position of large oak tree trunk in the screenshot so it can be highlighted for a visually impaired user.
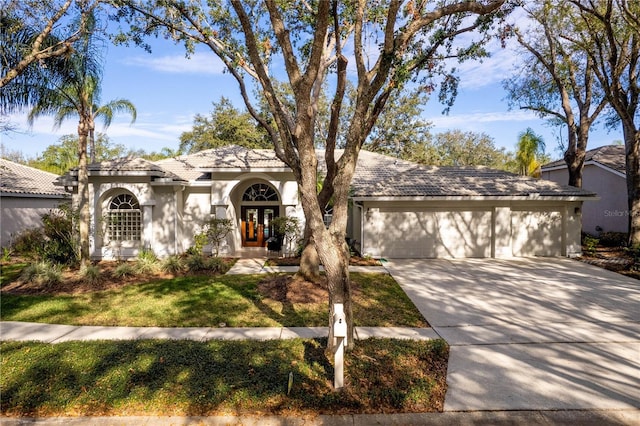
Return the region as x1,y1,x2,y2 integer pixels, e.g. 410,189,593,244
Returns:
296,223,321,283
623,125,640,246
564,122,590,188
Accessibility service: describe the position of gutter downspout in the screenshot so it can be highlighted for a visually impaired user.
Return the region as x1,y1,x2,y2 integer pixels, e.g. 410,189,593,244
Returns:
175,185,185,255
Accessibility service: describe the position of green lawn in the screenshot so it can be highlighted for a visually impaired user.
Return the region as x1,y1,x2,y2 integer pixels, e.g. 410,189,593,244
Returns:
0,338,448,416
0,273,427,328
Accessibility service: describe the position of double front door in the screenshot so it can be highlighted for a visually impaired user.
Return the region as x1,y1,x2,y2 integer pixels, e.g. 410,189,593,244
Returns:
241,206,278,247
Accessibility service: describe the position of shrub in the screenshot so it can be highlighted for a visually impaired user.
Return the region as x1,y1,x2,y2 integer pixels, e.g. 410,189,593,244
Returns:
599,232,627,247
41,205,78,265
582,234,599,256
205,218,233,256
189,230,209,255
136,248,159,274
206,256,226,273
271,216,300,256
20,261,62,287
162,255,185,275
80,264,102,285
11,228,45,259
185,253,207,272
113,262,136,279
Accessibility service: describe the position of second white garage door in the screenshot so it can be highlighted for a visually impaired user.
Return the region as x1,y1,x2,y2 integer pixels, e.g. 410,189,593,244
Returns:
511,209,564,257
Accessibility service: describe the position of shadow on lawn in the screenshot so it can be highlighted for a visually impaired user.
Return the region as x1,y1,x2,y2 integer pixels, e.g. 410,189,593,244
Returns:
0,338,449,416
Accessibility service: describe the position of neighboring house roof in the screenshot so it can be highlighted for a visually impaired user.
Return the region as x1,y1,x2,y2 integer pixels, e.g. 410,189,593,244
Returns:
542,145,626,175
0,159,68,198
71,145,596,199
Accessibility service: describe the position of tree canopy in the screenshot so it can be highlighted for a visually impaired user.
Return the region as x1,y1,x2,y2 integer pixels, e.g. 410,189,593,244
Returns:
178,97,270,154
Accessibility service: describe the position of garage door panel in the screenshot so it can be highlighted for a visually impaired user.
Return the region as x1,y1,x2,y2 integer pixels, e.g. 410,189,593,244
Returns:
511,210,563,257
367,210,491,258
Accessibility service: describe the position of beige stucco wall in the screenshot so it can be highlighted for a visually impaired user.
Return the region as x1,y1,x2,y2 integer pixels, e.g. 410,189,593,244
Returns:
542,165,627,234
0,195,68,247
359,200,583,259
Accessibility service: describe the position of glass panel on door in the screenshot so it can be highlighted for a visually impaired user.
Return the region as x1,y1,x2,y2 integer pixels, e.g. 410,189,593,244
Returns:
264,208,275,240
245,208,258,242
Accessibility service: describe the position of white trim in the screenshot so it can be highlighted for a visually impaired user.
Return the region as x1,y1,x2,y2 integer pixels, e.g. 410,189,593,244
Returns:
200,167,291,173
586,160,626,179
542,160,626,179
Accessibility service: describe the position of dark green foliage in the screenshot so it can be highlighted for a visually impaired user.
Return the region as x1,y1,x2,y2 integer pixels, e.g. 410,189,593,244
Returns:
11,205,78,265
10,228,46,258
599,232,628,248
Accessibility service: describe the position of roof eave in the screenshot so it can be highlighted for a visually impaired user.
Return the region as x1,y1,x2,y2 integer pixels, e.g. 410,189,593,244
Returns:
205,167,292,173
1,191,69,199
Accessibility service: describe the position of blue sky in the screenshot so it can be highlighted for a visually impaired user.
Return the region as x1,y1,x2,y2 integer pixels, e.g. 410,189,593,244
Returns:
2,22,623,161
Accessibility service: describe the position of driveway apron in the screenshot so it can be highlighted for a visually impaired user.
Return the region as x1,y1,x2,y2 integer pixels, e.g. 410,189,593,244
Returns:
385,257,640,412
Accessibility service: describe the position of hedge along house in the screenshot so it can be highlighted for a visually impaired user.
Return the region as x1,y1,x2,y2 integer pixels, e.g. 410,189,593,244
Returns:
57,145,596,260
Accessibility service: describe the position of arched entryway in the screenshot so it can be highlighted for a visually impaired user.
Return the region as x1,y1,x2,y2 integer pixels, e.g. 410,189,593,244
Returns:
240,182,280,247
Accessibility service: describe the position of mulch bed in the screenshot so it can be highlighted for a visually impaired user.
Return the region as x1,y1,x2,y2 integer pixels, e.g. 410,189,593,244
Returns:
579,246,639,279
257,274,362,303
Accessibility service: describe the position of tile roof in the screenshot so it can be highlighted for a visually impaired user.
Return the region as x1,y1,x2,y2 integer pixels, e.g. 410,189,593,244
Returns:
154,146,288,181
0,159,68,197
80,145,596,198
542,145,625,174
351,150,595,198
63,157,186,181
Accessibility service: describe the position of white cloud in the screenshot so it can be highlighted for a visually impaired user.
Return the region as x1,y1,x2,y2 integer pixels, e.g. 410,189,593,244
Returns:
427,110,538,128
121,52,225,75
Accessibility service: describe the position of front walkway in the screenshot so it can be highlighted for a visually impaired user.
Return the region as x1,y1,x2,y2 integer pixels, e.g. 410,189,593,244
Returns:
226,257,389,274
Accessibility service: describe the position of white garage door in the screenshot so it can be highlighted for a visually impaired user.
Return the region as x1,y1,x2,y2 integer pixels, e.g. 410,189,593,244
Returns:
511,209,563,256
366,209,492,258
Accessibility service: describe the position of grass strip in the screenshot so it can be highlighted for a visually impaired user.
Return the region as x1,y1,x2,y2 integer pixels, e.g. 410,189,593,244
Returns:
1,338,448,417
0,273,427,328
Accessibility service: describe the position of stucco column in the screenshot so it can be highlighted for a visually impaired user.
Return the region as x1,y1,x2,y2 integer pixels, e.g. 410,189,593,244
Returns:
493,206,512,258
142,205,153,250
565,203,582,257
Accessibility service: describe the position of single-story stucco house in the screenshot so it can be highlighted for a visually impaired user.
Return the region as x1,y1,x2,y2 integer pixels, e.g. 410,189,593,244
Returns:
57,145,596,260
541,145,627,235
0,158,70,248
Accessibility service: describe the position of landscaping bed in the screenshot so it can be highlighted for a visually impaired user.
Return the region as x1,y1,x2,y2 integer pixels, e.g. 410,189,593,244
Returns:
579,243,639,280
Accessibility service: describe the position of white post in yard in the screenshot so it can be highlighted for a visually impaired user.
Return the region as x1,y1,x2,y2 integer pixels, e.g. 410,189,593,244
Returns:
333,303,347,389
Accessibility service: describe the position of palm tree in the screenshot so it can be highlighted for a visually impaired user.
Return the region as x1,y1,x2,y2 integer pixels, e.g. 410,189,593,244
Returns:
53,97,137,162
516,128,546,177
26,13,135,264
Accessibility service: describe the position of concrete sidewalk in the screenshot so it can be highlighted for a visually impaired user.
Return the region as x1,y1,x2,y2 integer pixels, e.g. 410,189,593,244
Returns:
2,410,639,425
0,321,438,343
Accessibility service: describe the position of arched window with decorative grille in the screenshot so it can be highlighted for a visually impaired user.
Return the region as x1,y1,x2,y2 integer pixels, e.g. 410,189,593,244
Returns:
107,193,141,241
242,183,279,202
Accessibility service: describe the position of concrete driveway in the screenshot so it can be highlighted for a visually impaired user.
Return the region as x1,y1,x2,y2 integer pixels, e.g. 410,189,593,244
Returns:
385,257,640,412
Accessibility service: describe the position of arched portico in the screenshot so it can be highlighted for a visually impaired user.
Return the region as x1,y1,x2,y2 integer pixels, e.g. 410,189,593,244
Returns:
234,180,281,247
